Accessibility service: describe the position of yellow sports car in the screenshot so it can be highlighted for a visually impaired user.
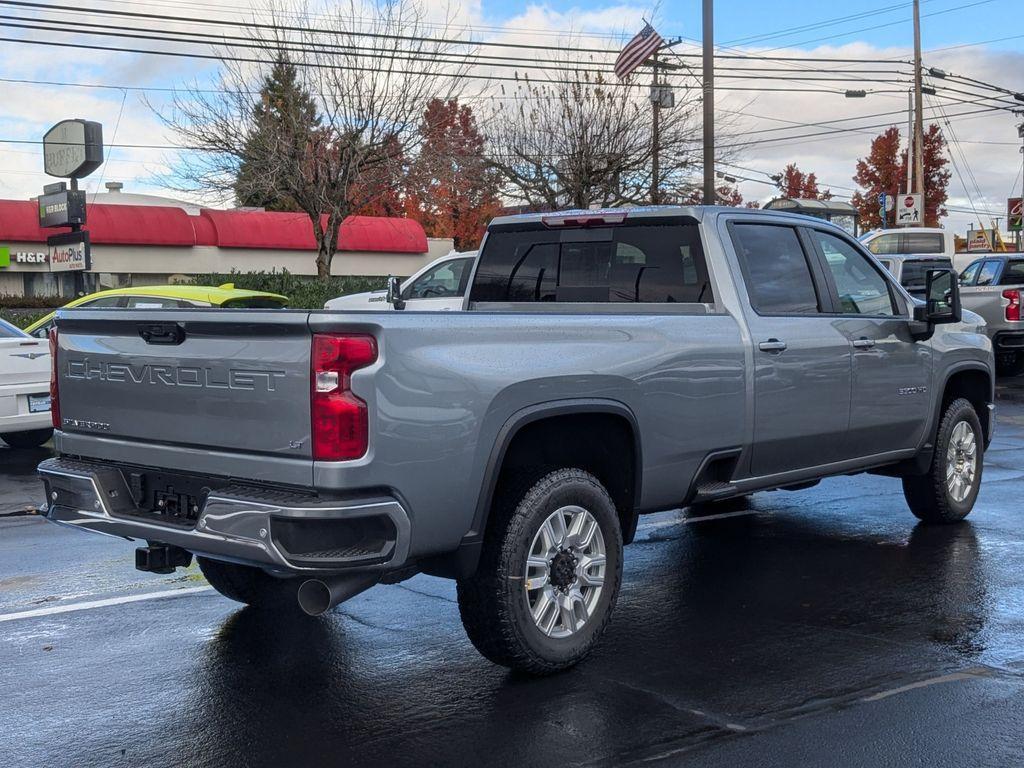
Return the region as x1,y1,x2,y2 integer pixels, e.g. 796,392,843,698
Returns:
23,284,289,338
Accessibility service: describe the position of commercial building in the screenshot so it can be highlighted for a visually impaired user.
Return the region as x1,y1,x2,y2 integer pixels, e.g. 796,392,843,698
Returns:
0,185,452,297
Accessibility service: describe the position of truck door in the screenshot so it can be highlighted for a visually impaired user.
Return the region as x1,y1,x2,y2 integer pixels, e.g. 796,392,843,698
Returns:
806,228,931,456
728,221,852,477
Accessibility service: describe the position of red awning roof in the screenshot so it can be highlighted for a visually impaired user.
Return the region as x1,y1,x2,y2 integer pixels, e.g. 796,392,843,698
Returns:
0,199,427,253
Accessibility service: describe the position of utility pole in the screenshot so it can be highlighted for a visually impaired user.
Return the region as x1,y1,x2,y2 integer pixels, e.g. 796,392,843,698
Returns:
702,0,715,205
913,0,925,209
906,89,913,196
651,52,660,205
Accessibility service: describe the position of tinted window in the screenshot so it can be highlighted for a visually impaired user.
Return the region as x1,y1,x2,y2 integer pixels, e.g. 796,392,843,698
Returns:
976,261,1000,287
867,234,900,255
1000,261,1024,285
813,231,896,315
732,224,819,314
470,223,712,304
902,232,945,254
899,258,953,295
877,259,895,275
405,258,472,299
82,296,125,308
0,318,27,338
960,261,982,285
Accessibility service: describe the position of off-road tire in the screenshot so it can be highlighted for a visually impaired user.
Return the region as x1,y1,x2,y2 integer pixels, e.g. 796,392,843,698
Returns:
197,557,303,610
456,468,623,675
902,397,983,524
0,428,53,449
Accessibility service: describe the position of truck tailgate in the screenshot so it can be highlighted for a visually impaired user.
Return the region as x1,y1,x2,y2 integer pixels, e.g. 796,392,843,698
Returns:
55,309,314,462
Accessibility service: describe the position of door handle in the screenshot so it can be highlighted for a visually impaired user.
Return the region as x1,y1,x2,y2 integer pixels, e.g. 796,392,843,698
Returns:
758,339,787,353
852,338,876,350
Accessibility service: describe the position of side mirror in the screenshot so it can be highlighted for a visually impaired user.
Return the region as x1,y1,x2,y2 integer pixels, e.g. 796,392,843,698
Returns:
913,268,961,326
386,275,406,311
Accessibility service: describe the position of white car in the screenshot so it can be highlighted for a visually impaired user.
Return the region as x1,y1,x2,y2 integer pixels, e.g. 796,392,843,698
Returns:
325,251,476,311
0,318,53,449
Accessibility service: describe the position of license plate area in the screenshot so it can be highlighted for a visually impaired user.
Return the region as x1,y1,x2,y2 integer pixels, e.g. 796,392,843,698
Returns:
28,393,51,413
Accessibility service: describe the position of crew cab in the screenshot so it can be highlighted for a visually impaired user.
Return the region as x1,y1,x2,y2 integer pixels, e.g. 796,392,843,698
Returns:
39,207,994,674
959,255,1024,375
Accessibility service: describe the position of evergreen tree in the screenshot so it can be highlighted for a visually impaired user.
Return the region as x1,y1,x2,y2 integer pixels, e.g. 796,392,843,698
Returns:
235,54,320,212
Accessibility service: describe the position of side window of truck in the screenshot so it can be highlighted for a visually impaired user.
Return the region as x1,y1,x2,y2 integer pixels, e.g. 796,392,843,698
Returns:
960,261,982,285
867,234,900,255
976,261,1000,287
902,232,944,254
731,224,820,315
811,231,897,316
470,223,713,304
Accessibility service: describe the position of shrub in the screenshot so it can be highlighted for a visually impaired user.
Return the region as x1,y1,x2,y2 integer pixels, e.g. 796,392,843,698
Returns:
185,269,396,309
0,308,50,329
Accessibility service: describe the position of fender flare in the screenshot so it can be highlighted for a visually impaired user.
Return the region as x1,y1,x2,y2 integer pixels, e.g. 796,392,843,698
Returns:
468,398,643,545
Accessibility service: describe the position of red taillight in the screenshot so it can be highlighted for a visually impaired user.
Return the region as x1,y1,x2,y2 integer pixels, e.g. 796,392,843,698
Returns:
310,334,377,461
48,327,60,429
1004,289,1021,322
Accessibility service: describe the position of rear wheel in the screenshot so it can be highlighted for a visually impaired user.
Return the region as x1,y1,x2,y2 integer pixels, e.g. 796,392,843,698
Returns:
457,468,623,675
197,557,303,610
902,398,983,524
0,428,53,449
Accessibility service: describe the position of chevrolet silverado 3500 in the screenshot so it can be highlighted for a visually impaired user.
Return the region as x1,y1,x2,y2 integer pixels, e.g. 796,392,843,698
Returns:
39,206,994,673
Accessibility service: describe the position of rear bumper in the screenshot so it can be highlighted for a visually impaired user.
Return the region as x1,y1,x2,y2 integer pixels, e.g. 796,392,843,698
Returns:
0,383,51,433
37,457,411,575
993,331,1024,352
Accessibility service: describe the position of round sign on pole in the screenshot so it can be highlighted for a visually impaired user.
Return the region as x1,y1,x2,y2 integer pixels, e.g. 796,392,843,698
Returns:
42,120,104,179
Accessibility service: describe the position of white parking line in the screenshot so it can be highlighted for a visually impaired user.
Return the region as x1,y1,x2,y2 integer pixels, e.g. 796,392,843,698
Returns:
0,586,213,623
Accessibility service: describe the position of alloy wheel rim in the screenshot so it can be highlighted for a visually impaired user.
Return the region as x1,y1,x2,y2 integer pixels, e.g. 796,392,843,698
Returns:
946,420,978,503
524,505,606,639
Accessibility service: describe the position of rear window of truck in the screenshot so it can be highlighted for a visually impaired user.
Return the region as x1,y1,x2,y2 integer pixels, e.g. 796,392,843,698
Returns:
469,222,712,304
1000,261,1024,285
900,259,953,293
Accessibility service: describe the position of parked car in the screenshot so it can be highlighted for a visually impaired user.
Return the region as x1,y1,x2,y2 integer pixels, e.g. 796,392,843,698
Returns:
959,255,1024,375
0,318,52,448
860,227,963,269
23,283,289,338
876,254,954,298
39,206,993,674
324,251,476,312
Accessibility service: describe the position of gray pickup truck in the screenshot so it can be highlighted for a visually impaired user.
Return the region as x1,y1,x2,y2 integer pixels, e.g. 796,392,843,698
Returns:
39,206,994,674
959,255,1024,375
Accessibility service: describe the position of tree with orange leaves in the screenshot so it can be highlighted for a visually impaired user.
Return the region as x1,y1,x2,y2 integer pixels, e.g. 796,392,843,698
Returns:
405,99,501,251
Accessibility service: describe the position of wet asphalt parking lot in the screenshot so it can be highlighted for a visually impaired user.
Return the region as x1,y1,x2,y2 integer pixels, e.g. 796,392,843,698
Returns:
4,386,1024,768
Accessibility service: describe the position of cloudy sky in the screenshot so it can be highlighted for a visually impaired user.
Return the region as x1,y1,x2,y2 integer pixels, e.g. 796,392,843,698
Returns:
1,0,1022,235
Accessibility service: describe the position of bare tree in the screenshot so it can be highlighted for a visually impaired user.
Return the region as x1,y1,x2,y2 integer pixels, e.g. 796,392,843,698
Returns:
156,0,465,279
484,57,704,210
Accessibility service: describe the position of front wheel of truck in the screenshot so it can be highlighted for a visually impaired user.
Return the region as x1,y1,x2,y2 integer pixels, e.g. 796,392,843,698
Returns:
197,557,303,610
902,397,984,524
456,468,623,675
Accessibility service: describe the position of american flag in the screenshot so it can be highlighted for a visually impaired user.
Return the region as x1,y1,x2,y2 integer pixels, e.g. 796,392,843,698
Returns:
614,22,665,80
